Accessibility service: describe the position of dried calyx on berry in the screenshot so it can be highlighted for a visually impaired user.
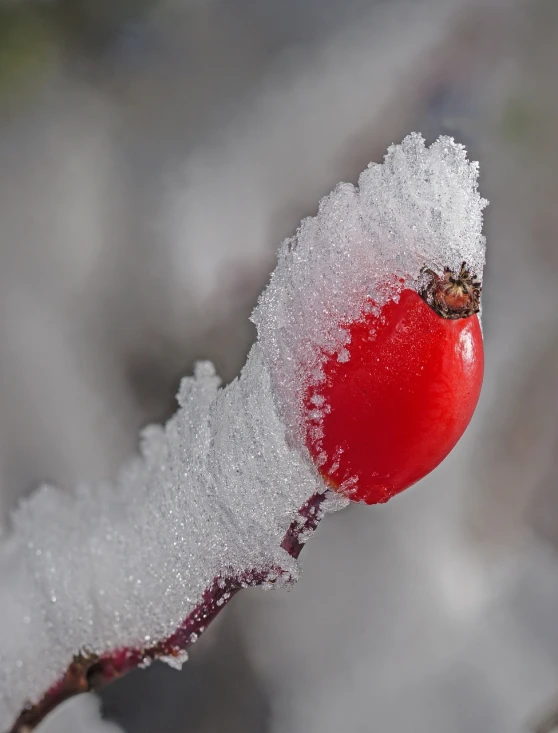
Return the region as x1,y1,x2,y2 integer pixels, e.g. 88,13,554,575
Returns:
419,261,481,320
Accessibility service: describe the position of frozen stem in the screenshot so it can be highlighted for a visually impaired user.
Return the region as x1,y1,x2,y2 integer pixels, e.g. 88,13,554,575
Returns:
8,492,329,733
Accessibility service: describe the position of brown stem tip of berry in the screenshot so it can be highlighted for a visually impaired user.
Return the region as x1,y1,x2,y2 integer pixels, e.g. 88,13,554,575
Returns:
419,261,481,320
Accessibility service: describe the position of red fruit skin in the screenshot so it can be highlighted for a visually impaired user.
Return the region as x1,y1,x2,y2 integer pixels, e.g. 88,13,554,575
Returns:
305,289,484,504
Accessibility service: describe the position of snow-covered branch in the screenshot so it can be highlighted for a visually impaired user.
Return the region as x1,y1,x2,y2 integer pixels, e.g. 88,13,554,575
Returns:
0,134,486,732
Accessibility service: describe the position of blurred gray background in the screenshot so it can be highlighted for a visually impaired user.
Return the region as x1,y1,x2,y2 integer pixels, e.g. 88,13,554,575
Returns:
2,0,558,731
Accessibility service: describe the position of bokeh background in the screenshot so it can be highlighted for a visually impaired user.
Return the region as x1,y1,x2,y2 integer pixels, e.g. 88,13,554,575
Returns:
2,0,558,731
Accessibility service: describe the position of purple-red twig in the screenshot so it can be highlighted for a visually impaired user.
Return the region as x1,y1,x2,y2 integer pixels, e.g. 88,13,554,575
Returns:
8,492,327,733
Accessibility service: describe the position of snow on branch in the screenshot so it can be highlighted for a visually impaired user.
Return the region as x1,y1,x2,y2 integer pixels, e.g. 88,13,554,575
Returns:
0,134,486,732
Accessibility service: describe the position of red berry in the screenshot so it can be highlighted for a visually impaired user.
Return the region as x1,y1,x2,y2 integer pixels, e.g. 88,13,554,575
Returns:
304,263,484,504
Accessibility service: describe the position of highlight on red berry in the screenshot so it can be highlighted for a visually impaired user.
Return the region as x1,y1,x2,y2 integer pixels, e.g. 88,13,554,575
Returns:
304,262,484,505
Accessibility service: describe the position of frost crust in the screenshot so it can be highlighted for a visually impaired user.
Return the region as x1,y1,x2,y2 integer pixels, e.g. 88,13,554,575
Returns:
253,133,487,441
0,349,322,728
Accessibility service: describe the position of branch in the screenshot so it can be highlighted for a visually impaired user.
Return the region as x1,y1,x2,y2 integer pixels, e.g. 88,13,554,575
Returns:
8,492,331,733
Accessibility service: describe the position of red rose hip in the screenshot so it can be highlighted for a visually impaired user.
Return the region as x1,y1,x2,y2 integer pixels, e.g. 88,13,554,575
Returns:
305,263,484,504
